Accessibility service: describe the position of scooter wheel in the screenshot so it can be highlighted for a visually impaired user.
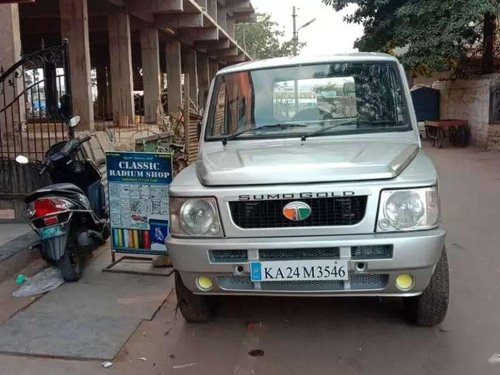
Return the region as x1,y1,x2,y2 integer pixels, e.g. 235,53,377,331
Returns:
57,248,82,282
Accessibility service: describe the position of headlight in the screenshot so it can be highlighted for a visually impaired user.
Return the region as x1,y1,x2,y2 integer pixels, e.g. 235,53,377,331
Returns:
377,186,439,232
170,197,223,237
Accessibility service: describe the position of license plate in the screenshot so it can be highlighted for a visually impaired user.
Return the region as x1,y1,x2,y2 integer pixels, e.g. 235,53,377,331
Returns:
40,225,65,239
250,259,349,282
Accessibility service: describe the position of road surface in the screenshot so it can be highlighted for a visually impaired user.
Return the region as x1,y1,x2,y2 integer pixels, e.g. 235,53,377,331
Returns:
1,145,500,374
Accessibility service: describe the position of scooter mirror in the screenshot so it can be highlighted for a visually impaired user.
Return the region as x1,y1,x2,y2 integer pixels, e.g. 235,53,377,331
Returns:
68,116,81,128
15,155,29,164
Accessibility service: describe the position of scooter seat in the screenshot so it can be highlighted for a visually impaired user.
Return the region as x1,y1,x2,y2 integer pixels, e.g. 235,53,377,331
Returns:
26,183,85,203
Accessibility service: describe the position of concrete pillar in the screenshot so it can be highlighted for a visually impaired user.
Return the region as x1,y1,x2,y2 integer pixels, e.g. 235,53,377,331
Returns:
96,65,109,120
0,4,24,136
60,0,94,130
182,48,198,107
197,53,210,109
217,8,227,29
165,40,182,114
0,4,21,72
227,17,235,38
195,0,207,9
140,28,161,124
209,58,219,81
108,13,134,124
207,0,217,20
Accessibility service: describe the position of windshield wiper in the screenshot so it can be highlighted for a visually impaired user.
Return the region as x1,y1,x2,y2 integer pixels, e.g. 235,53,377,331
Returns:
222,123,307,146
301,119,359,141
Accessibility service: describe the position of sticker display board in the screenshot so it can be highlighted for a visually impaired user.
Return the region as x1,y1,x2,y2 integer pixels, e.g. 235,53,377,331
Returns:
106,152,172,256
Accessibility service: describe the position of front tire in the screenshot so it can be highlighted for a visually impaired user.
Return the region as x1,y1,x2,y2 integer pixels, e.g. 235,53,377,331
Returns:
175,271,212,322
57,245,82,282
404,248,449,327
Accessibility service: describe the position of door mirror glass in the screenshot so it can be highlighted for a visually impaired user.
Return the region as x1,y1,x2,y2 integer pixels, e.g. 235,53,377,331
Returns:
68,116,80,128
15,155,29,164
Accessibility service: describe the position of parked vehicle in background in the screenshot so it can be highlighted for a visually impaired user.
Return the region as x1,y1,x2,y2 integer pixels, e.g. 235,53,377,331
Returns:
167,54,449,326
17,116,109,281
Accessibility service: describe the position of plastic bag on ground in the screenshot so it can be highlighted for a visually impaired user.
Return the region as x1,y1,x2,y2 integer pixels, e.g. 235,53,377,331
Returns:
13,267,64,297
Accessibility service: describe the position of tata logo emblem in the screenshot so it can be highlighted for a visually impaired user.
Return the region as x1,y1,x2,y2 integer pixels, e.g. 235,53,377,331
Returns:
283,202,312,222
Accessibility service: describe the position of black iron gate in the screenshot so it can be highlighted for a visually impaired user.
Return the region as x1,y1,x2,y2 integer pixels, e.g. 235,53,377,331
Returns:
0,40,72,206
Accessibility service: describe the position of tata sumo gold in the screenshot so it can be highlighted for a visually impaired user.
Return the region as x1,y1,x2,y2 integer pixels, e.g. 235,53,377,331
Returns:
167,54,449,326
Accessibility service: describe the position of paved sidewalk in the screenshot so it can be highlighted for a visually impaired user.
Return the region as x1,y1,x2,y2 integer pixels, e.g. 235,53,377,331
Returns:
0,246,173,360
0,223,32,246
0,223,39,282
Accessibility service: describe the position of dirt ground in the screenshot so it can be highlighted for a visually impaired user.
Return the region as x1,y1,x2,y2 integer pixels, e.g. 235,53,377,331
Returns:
1,144,500,375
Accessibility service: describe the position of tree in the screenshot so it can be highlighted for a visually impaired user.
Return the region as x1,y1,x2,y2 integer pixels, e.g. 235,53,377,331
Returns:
323,0,499,75
235,13,305,60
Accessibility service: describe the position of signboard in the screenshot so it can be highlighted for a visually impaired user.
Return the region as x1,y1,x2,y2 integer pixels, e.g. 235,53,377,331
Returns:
106,152,172,256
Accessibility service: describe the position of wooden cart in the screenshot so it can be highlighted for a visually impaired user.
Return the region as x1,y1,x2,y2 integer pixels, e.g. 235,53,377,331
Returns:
424,120,469,148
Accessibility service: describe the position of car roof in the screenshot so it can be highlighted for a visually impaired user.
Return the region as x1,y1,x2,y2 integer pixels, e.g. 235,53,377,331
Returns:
218,53,399,75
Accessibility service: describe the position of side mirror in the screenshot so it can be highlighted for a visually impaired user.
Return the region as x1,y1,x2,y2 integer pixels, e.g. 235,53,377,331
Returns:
68,116,81,128
15,155,29,164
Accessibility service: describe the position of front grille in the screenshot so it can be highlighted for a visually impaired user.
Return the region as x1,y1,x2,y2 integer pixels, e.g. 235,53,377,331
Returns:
229,196,368,229
216,274,388,292
259,248,340,261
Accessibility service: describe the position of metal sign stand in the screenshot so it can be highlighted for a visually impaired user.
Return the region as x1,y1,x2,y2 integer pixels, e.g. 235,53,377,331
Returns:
102,151,173,277
103,255,173,277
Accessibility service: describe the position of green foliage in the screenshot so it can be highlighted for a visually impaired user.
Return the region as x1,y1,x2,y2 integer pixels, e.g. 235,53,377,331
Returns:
323,0,500,74
236,13,306,60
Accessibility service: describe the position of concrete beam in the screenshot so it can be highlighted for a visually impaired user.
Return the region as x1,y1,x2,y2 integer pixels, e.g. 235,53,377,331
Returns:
140,28,161,123
178,27,218,41
108,13,135,123
221,0,251,13
165,40,182,113
208,47,238,57
155,13,203,28
195,39,230,50
182,48,198,106
126,0,183,13
60,0,94,130
222,54,246,63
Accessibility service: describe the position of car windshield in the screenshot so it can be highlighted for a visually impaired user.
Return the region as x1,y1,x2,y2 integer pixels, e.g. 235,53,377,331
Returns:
206,61,412,141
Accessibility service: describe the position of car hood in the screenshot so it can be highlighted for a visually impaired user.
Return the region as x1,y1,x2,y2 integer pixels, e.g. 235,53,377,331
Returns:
196,140,420,186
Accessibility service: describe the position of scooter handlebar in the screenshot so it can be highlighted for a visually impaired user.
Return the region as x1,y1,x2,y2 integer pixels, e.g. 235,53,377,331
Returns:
79,135,92,144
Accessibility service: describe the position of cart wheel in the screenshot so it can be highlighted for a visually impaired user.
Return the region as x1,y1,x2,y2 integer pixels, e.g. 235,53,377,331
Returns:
449,127,458,146
435,129,444,148
455,126,469,147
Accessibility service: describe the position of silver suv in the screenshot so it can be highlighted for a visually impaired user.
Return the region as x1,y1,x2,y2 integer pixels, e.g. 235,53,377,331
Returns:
167,54,449,326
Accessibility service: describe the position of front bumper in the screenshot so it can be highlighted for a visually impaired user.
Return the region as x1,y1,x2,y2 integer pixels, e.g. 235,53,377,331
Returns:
167,228,446,297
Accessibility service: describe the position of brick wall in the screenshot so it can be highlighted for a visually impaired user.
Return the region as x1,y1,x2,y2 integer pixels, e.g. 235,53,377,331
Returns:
432,74,500,148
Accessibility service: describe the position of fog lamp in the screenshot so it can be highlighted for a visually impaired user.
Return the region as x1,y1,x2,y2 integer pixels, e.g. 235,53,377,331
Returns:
196,276,213,291
396,274,414,291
